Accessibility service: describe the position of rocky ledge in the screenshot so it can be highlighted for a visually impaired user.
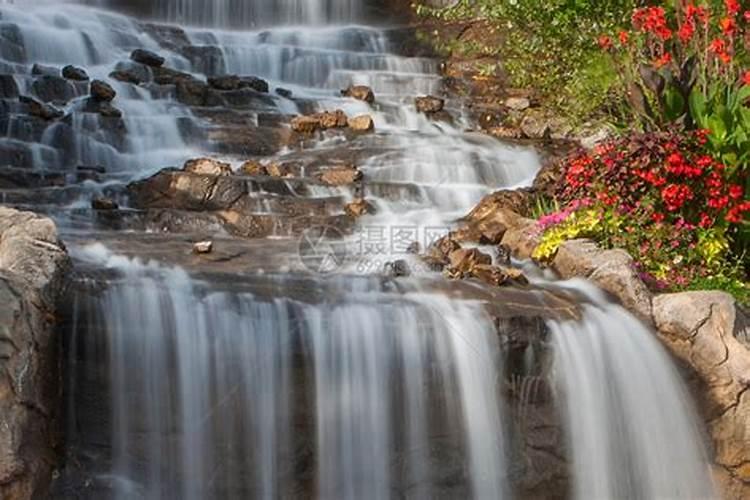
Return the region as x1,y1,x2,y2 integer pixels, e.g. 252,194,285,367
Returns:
448,186,750,497
0,207,70,500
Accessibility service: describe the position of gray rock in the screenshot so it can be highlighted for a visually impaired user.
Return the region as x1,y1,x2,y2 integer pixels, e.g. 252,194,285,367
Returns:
31,75,76,103
62,65,89,81
19,95,63,120
505,97,531,111
0,74,19,99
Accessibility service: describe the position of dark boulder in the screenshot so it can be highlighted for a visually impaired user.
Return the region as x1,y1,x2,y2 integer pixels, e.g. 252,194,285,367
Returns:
19,96,63,120
91,197,119,210
415,95,445,114
81,97,123,118
62,65,89,81
152,66,196,86
0,74,19,99
275,88,293,98
110,61,152,85
130,49,165,68
179,46,226,76
239,76,269,93
90,80,116,102
208,75,241,91
175,79,209,106
31,75,76,103
31,64,57,76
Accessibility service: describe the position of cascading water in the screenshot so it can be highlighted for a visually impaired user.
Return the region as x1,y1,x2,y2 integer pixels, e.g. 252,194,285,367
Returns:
0,0,719,498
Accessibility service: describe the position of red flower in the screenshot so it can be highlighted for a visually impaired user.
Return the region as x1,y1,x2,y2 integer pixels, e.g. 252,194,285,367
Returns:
598,35,613,50
699,213,713,228
661,184,694,211
678,21,696,43
708,196,730,210
652,212,666,223
729,184,744,199
725,0,741,16
720,17,738,36
687,4,709,24
745,11,750,22
653,52,672,69
618,31,629,45
742,70,750,86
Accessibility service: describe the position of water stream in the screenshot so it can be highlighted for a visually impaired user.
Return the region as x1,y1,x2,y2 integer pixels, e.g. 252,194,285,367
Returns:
0,0,717,498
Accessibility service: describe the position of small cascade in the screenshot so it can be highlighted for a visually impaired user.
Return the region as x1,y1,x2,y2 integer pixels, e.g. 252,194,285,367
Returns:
548,285,716,499
62,247,509,499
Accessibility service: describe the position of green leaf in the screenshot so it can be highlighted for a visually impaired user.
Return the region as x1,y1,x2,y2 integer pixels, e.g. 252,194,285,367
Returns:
688,88,707,125
664,86,686,122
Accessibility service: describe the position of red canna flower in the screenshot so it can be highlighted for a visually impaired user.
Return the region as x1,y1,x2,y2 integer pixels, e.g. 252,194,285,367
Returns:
618,30,629,45
678,21,696,43
741,70,750,86
720,17,738,35
598,35,613,50
653,52,672,69
725,0,741,16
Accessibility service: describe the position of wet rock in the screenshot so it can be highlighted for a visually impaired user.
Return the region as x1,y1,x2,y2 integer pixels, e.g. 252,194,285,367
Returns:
208,75,241,91
19,96,63,120
110,70,142,85
384,259,411,278
90,80,116,102
653,291,750,496
0,74,19,99
193,241,214,254
448,248,492,274
496,244,512,266
142,23,191,51
458,207,523,245
348,114,375,133
31,75,76,103
91,197,118,211
0,141,33,168
0,207,70,500
426,235,461,265
291,115,322,134
488,126,523,140
553,239,653,323
265,162,290,178
505,97,531,111
31,64,58,76
179,46,226,75
130,48,165,68
175,79,209,106
317,109,348,129
341,85,375,103
62,65,89,81
318,165,363,186
501,218,540,260
276,88,293,98
238,160,268,176
81,97,123,118
239,76,269,93
344,198,375,217
415,95,444,114
183,158,232,176
471,264,528,287
152,66,196,86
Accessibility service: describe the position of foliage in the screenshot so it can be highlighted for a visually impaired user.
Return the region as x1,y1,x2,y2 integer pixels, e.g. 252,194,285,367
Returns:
535,130,749,302
414,0,638,123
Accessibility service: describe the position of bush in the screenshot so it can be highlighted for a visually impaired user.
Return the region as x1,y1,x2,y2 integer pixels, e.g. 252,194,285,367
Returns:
533,130,749,303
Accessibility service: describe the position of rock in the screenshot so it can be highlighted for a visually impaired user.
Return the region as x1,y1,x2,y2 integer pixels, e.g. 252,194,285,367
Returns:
19,96,63,120
179,45,226,75
345,198,375,217
318,165,363,186
175,79,209,106
183,158,232,176
238,160,268,176
505,97,531,111
291,115,321,134
448,248,492,274
500,218,540,260
82,97,123,118
31,75,76,103
488,126,523,140
342,85,375,103
653,292,750,496
471,264,529,287
208,75,241,91
61,65,89,81
90,79,116,102
193,240,213,254
0,207,70,500
460,207,524,245
239,76,269,93
384,259,411,278
496,244,512,266
406,241,421,254
348,114,375,133
31,64,58,76
265,162,289,178
276,87,293,98
415,95,444,114
109,62,150,85
0,74,19,99
425,235,461,265
130,48,165,67
152,66,196,86
317,109,348,129
552,239,653,323
91,197,118,210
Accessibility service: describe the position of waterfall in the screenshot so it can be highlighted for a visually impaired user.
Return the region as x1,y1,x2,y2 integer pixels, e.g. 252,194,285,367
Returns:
548,284,716,499
63,246,508,498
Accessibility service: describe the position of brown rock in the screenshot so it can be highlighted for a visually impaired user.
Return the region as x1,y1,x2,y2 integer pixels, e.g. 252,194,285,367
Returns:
291,115,321,134
91,197,118,210
505,97,531,111
342,85,375,103
318,165,363,186
500,218,541,260
183,158,232,176
316,109,348,129
130,48,165,67
488,126,523,140
344,198,375,217
448,248,492,274
425,235,461,265
348,114,375,133
471,264,529,287
415,95,444,114
90,79,116,102
265,162,289,178
19,96,63,121
239,160,268,176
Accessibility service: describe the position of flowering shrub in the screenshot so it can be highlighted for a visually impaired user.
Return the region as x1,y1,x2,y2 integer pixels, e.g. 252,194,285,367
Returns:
535,129,749,302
